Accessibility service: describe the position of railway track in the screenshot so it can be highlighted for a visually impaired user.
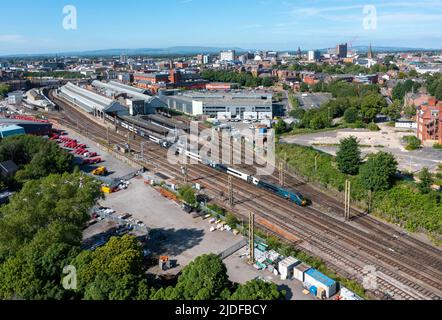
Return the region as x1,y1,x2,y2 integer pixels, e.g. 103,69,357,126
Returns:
48,91,442,300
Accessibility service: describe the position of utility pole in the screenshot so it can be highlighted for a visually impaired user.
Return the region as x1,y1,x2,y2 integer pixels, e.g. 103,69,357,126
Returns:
344,180,351,221
114,115,118,132
106,127,110,146
230,136,234,166
248,212,255,265
228,176,234,207
315,154,320,172
141,142,145,162
181,164,188,184
279,161,285,187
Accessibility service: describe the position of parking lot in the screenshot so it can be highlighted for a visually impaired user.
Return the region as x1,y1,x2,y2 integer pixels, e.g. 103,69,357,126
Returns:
56,126,138,179
296,93,333,110
99,177,243,276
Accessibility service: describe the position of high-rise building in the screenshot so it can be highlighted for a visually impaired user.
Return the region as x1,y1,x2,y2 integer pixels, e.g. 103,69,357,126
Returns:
308,50,321,61
120,54,128,64
220,50,236,62
336,43,348,58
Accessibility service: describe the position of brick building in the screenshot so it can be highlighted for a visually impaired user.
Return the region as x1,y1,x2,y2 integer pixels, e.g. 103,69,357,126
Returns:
417,97,442,145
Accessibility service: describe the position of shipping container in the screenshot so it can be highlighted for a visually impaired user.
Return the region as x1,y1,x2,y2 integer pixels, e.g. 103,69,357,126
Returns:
278,257,300,280
293,263,311,282
304,269,337,298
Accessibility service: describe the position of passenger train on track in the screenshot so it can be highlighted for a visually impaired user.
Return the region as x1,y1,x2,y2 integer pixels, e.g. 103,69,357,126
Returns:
174,147,308,207
107,113,308,207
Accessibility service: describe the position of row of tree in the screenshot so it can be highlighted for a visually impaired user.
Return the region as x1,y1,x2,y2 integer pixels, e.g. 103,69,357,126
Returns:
201,70,275,88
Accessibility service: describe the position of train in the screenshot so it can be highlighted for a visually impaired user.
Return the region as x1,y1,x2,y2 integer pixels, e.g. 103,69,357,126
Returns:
107,114,308,207
104,113,171,149
175,147,308,207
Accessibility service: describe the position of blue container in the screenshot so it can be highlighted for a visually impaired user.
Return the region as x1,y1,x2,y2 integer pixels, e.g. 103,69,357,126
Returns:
309,286,318,296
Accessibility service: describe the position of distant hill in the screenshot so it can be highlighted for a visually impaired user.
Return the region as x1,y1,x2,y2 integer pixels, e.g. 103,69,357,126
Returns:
318,45,437,53
3,46,248,58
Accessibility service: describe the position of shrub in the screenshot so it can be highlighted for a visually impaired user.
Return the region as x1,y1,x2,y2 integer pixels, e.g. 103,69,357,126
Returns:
403,136,422,151
367,122,380,131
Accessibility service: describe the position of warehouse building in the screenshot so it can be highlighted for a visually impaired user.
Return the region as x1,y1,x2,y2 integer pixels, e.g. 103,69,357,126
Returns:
159,90,273,118
58,82,129,118
0,118,52,136
91,80,167,116
0,125,25,138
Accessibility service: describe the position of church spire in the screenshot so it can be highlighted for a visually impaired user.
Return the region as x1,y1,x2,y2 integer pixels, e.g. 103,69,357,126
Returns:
368,43,374,59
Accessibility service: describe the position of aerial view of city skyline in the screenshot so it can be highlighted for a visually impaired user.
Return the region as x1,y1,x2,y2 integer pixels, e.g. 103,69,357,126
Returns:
1,0,442,55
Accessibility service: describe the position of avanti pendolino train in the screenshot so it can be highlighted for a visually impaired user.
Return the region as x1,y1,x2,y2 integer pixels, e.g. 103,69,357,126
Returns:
175,147,308,207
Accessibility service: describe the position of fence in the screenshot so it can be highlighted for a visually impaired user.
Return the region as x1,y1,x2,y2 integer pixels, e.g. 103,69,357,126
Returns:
218,239,248,260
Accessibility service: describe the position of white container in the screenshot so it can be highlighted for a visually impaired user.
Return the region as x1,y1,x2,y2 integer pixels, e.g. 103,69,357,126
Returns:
293,263,311,283
278,257,300,280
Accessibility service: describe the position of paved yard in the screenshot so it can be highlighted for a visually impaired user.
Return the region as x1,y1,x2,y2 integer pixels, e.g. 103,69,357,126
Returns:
100,177,243,276
281,124,442,173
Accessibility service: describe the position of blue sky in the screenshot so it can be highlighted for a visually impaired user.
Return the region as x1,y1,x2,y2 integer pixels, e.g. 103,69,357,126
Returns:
1,0,441,55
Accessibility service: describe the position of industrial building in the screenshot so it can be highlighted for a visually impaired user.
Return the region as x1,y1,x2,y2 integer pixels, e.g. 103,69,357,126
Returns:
0,118,52,136
7,91,24,105
58,82,129,118
159,90,273,118
91,80,167,115
0,125,26,138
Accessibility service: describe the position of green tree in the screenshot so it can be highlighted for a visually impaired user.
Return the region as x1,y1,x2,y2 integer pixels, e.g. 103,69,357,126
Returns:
360,93,387,123
344,107,359,123
418,168,433,195
359,152,398,193
336,136,362,175
0,173,102,258
230,280,285,300
75,235,149,301
262,77,274,87
152,254,231,300
178,185,197,207
0,83,11,97
0,222,81,300
274,119,287,135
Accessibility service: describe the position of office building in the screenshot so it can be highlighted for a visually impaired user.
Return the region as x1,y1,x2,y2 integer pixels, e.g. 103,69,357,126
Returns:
220,50,236,62
308,50,321,61
159,90,273,118
336,43,348,58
